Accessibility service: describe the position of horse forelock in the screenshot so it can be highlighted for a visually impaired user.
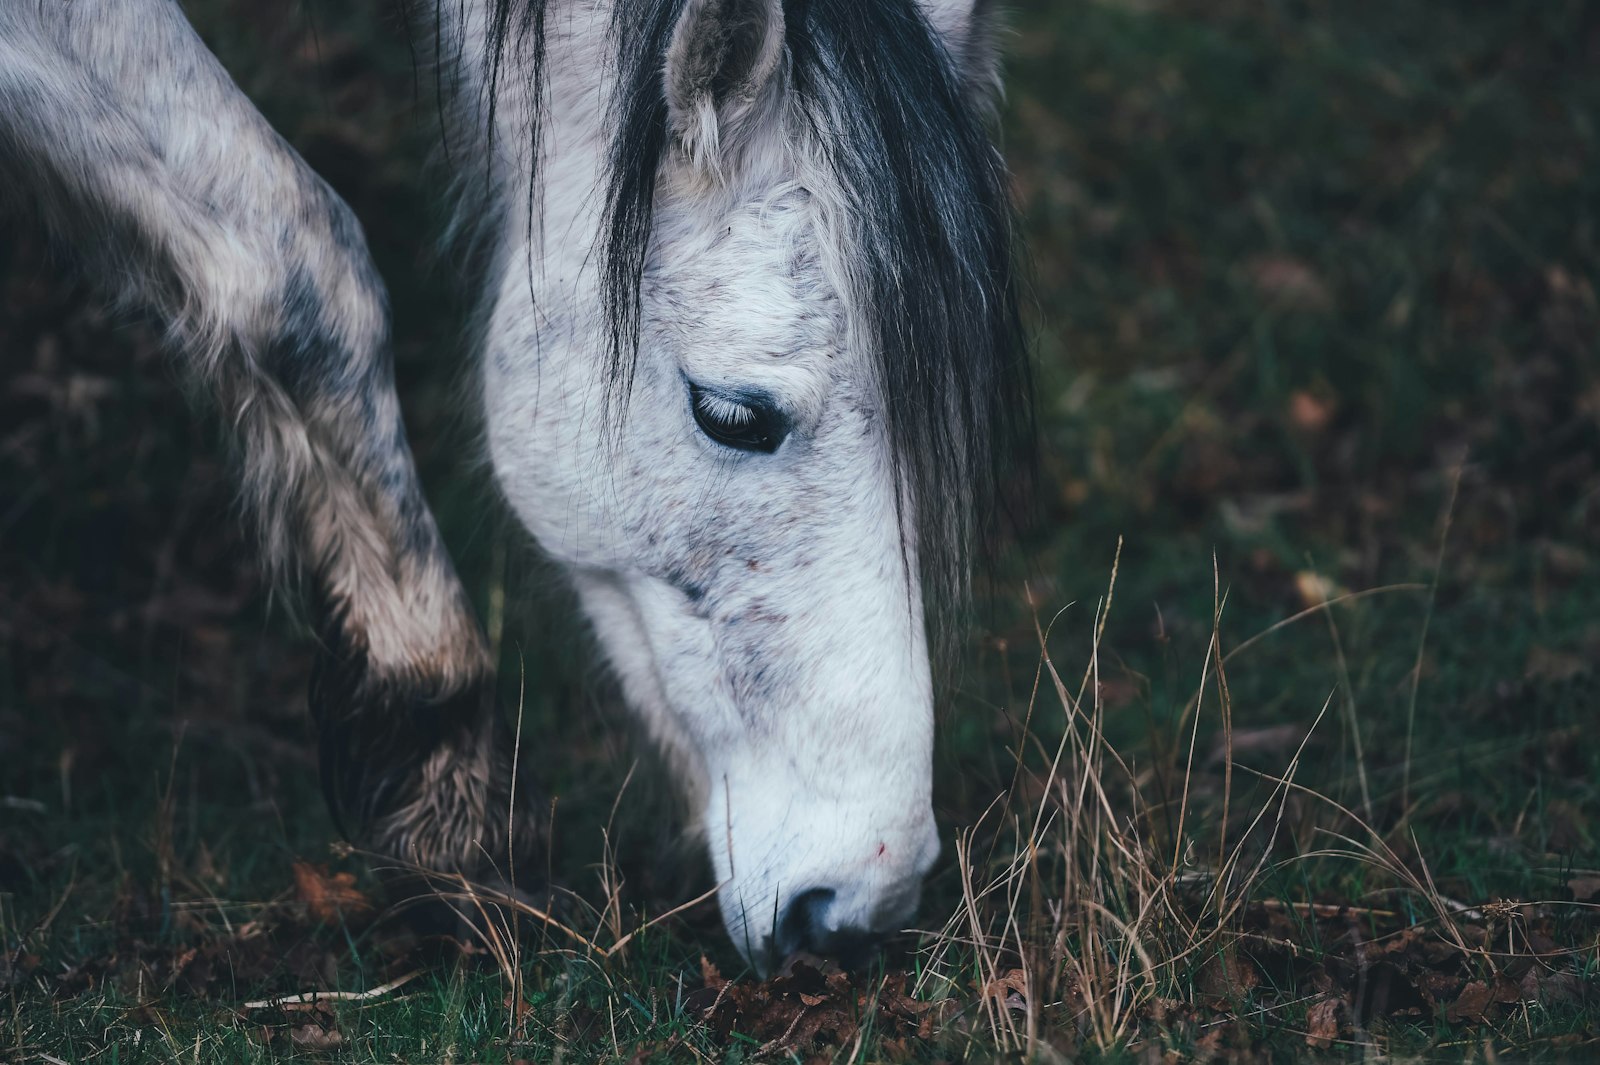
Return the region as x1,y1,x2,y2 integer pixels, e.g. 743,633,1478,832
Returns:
479,0,1033,653
781,0,1033,653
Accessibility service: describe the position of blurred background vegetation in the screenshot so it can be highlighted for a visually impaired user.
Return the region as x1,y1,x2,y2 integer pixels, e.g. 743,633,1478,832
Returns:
2,0,1597,1058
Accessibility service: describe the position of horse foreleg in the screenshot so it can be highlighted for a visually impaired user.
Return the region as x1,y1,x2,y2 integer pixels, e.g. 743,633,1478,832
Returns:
0,1,539,884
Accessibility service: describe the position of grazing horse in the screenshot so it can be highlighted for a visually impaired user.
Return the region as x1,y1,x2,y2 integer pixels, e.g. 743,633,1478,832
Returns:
0,0,1029,970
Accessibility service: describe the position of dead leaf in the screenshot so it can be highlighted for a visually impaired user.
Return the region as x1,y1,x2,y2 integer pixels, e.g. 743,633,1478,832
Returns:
1568,876,1600,902
289,1023,343,1050
1304,997,1344,1049
1520,969,1589,1009
982,967,1029,1003
690,963,944,1054
1096,675,1141,710
1288,390,1336,433
1246,254,1333,311
1538,541,1591,578
1446,978,1522,1024
1192,1025,1227,1062
1526,645,1589,684
292,860,370,923
0,951,40,990
1420,970,1466,1006
1199,947,1261,1007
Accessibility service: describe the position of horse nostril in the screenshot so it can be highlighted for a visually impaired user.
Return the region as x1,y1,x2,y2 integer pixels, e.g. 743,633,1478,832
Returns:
775,888,882,967
777,887,835,957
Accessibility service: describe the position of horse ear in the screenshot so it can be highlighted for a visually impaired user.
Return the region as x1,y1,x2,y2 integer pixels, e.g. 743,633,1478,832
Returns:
919,0,1006,108
664,0,786,171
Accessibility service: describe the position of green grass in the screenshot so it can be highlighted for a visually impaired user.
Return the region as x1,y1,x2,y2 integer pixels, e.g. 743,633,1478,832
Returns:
3,0,1598,1060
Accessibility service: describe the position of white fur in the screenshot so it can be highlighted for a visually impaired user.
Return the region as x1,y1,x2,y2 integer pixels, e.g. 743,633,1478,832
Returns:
468,3,950,965
916,0,979,50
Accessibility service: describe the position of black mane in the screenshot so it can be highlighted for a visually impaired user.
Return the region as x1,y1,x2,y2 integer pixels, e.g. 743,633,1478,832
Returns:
481,0,1032,639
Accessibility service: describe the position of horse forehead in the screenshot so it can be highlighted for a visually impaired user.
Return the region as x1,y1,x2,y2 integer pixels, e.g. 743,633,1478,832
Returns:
658,176,819,261
649,199,844,367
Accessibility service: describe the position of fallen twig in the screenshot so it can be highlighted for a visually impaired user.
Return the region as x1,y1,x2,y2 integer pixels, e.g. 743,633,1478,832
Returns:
241,968,423,1011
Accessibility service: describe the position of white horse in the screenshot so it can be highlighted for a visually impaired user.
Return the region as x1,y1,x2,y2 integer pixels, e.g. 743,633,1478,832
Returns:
0,0,1029,971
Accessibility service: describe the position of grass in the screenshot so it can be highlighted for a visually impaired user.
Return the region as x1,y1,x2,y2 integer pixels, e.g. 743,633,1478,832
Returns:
3,0,1598,1060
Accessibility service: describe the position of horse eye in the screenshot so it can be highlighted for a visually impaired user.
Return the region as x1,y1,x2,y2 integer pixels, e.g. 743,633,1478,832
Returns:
689,383,788,454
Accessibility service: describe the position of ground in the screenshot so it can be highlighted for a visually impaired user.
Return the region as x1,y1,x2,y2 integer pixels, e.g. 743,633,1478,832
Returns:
2,0,1598,1061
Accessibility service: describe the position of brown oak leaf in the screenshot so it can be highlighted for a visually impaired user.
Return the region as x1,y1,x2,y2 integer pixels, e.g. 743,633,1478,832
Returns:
292,860,370,923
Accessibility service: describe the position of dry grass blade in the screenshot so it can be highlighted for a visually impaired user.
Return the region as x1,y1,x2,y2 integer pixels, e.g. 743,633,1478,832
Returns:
919,557,1382,1059
1238,769,1474,954
1402,460,1462,812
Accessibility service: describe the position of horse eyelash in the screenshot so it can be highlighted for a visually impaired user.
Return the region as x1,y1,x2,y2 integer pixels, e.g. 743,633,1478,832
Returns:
694,389,758,425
